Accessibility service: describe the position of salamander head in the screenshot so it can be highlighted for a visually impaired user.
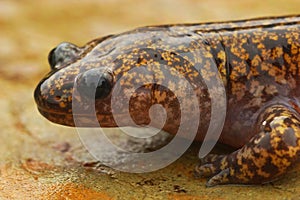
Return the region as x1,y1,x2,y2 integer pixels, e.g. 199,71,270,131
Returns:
35,29,171,129
34,30,160,127
34,27,209,133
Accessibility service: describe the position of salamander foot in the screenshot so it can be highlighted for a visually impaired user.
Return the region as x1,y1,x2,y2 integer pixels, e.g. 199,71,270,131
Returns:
195,105,300,186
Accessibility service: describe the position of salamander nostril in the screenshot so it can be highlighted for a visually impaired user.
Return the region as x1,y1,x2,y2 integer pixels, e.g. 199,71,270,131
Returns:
54,95,62,101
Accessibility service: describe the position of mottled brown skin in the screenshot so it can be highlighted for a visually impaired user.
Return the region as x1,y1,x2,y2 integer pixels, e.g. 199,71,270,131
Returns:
34,15,300,186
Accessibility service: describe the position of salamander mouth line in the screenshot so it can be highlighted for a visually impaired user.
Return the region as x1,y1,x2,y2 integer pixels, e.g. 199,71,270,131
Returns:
37,106,113,117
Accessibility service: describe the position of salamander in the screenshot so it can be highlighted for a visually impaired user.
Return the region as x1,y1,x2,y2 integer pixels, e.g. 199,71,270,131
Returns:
34,15,300,186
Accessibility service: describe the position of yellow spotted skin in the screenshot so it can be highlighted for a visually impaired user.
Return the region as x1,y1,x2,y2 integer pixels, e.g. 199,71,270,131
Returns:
34,15,300,186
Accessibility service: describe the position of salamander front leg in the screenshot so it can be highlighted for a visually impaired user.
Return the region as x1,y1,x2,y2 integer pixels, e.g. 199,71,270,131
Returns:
195,105,300,186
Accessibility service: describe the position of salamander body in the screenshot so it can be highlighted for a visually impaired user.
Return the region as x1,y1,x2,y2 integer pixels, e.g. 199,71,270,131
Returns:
34,15,300,186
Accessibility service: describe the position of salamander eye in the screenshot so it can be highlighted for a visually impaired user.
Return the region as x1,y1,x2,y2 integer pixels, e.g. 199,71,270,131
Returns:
95,76,112,99
76,68,113,100
48,42,82,70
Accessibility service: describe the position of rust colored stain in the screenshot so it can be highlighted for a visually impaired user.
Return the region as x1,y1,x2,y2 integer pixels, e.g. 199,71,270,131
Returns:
43,183,113,200
21,158,55,174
